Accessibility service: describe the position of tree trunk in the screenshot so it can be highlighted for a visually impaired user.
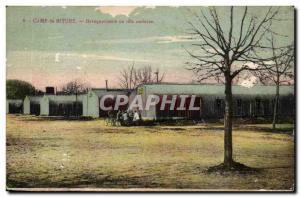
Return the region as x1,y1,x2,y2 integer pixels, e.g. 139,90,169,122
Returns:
272,83,280,130
224,76,233,168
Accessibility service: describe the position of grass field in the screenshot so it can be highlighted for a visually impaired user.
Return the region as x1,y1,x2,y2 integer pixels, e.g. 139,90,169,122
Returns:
6,115,295,191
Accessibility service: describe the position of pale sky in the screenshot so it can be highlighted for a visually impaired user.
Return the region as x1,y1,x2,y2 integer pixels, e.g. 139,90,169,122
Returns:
6,6,294,90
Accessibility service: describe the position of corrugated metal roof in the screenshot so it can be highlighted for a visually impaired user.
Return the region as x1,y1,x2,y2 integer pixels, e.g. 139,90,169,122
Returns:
90,89,107,96
46,95,85,102
27,95,85,102
27,96,43,102
139,84,294,96
91,89,131,97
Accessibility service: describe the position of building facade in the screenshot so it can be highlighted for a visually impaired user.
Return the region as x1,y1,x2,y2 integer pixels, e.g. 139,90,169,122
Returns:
9,84,294,121
134,84,294,120
23,96,43,115
83,88,131,118
20,89,131,118
6,99,23,114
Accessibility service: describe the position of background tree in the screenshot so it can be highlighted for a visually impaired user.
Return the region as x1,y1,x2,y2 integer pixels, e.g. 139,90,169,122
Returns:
119,63,165,89
61,79,90,117
119,63,136,89
61,80,90,95
185,6,283,169
134,65,165,86
6,79,36,99
255,36,294,130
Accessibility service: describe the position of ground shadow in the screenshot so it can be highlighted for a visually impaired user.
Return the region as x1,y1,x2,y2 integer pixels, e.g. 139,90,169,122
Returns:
204,161,261,176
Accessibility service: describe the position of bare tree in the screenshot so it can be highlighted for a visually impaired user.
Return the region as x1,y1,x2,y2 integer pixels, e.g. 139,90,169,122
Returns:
119,63,165,89
61,79,90,117
255,36,294,130
134,66,165,85
119,62,136,89
61,79,89,95
185,6,283,169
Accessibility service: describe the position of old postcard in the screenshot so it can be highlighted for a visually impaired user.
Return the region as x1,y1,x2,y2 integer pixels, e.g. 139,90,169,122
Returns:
6,6,295,192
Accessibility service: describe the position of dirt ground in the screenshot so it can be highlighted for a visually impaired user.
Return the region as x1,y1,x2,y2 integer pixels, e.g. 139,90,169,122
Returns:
6,115,295,191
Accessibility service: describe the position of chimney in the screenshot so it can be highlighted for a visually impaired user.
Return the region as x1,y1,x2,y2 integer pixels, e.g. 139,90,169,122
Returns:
105,80,108,91
154,71,159,83
45,87,55,95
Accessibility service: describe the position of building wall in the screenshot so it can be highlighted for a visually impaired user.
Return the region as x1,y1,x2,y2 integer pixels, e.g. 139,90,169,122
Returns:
6,99,23,114
135,86,154,120
135,84,294,120
6,100,9,114
179,95,293,120
84,91,99,118
14,85,295,120
40,96,49,116
85,89,131,118
23,93,98,117
82,92,99,118
82,94,88,117
23,96,43,115
47,95,84,116
137,85,204,120
23,97,30,114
